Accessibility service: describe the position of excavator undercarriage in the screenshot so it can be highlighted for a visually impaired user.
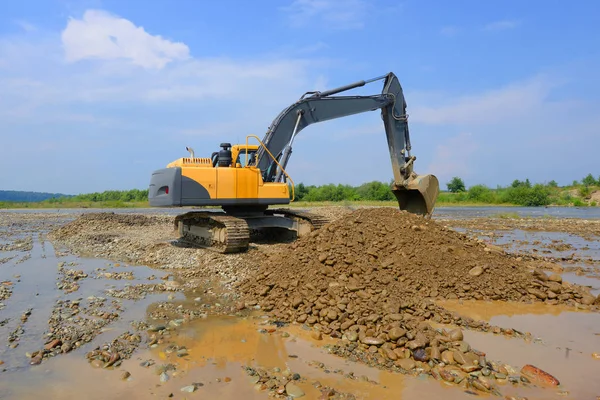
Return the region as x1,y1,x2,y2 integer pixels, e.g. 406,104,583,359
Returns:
174,207,328,253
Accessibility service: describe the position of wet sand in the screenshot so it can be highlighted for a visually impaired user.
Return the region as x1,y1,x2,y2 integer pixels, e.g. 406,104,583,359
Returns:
0,208,599,399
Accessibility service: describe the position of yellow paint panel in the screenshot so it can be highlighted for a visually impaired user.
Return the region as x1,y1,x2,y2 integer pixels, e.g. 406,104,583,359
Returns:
235,168,259,199
216,167,236,199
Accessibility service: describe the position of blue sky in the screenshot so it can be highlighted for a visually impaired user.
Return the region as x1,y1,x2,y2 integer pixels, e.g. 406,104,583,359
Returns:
1,0,599,194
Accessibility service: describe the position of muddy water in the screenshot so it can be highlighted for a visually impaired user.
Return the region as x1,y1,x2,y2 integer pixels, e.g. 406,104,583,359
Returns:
1,210,600,399
3,308,599,400
439,300,600,399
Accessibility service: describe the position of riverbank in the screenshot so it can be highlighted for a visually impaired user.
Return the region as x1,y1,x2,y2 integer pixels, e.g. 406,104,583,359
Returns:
3,199,596,210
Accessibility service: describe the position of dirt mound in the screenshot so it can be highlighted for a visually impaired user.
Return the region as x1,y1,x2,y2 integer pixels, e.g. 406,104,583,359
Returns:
238,207,596,381
51,212,171,239
242,207,549,306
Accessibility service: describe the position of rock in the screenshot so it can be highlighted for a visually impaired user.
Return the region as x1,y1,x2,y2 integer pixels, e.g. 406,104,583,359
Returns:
291,297,303,308
361,336,384,346
388,327,406,341
160,372,169,383
176,349,189,357
520,364,560,386
90,359,103,368
580,295,596,305
441,350,455,364
468,266,483,277
533,269,548,281
311,331,322,341
44,339,62,350
528,288,547,300
345,331,358,342
121,371,131,380
285,382,305,398
548,274,562,283
180,385,196,393
406,332,428,349
591,353,600,359
430,346,441,361
413,348,428,362
396,358,415,371
447,329,463,342
384,348,398,361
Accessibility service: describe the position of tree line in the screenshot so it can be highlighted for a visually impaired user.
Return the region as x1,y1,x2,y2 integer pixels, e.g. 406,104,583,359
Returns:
444,173,599,206
2,173,598,207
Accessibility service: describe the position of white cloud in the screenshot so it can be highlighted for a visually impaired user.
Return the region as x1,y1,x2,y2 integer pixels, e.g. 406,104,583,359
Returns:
61,9,190,69
484,19,520,31
424,132,479,183
15,20,37,32
283,0,367,30
409,75,557,125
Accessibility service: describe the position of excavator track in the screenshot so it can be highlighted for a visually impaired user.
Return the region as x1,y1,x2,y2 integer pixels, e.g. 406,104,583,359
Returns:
174,212,249,253
264,208,330,234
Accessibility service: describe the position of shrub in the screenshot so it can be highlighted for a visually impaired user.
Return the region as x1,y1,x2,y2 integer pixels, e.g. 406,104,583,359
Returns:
467,185,496,203
446,177,466,193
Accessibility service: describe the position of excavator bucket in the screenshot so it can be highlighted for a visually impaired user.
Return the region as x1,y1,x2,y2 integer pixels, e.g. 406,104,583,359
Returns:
392,174,440,217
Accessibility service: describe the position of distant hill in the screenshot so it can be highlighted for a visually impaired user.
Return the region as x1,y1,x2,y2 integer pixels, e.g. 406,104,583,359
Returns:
0,190,73,202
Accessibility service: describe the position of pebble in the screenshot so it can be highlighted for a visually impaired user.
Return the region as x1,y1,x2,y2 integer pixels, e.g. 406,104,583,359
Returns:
345,331,358,342
121,371,131,380
311,331,323,340
285,382,305,398
160,372,169,383
468,266,483,277
592,353,600,360
180,385,196,393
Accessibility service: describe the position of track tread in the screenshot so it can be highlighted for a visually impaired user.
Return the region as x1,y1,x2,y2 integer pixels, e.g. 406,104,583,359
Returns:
265,208,330,231
175,211,249,253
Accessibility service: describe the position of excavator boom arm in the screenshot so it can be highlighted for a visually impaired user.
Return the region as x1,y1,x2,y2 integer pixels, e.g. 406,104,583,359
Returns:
255,72,439,215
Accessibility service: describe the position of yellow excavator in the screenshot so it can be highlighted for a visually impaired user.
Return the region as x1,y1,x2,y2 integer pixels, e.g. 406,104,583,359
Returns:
148,72,439,252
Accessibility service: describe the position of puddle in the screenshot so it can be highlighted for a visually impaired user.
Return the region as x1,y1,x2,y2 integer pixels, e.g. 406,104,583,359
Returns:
1,211,600,399
2,308,599,400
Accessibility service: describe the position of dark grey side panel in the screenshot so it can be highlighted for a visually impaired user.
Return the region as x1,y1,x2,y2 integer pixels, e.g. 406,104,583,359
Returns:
181,176,210,200
148,167,182,207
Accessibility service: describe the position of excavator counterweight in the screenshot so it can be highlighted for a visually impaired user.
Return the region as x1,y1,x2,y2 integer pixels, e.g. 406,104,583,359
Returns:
148,72,439,252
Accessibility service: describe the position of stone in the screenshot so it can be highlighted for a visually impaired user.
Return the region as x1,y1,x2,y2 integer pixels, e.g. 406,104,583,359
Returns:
548,274,562,283
361,337,384,346
469,266,484,277
447,329,463,342
528,288,547,300
580,295,596,305
441,350,455,364
44,339,62,350
121,371,131,380
285,382,305,398
520,364,560,386
396,358,415,371
388,327,406,341
180,385,196,393
345,331,358,342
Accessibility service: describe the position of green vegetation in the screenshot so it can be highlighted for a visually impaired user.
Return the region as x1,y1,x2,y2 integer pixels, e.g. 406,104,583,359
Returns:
446,177,466,193
0,190,70,202
1,173,598,209
0,189,150,209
